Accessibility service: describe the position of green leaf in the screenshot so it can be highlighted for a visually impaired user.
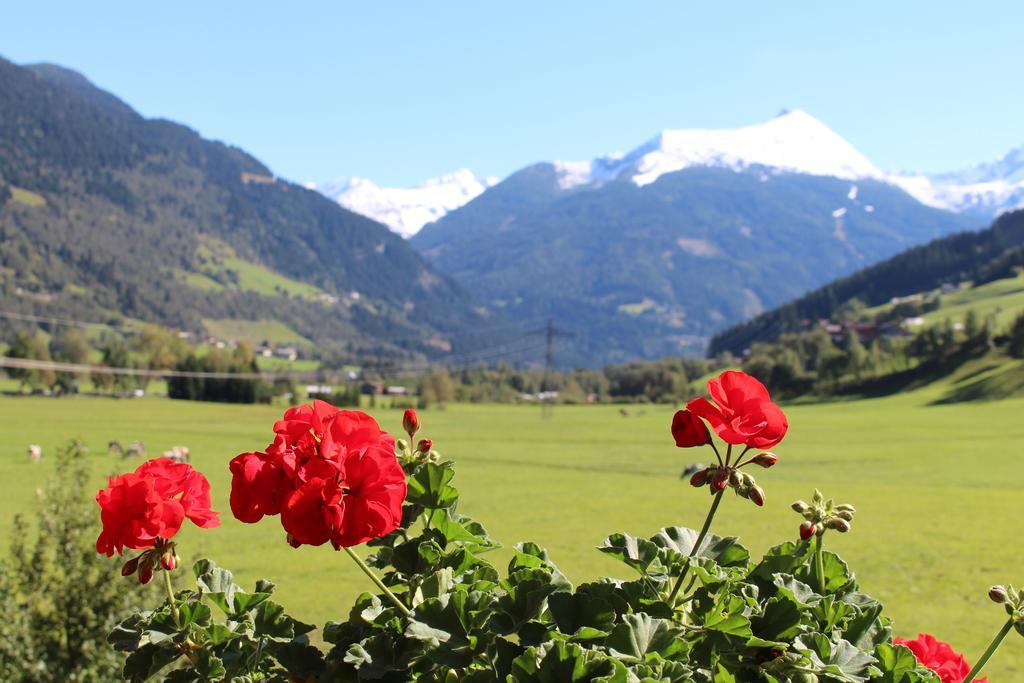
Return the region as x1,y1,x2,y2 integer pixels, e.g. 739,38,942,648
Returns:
193,559,239,615
434,509,500,550
598,533,666,577
122,643,181,683
604,613,688,661
509,640,627,682
407,461,460,509
253,600,296,641
702,594,753,638
652,527,750,567
547,592,616,641
752,595,804,641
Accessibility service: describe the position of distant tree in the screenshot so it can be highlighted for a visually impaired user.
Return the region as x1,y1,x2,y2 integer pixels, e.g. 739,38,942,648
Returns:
420,369,455,408
1009,312,1024,358
5,331,55,391
0,441,136,681
842,329,868,380
51,328,91,394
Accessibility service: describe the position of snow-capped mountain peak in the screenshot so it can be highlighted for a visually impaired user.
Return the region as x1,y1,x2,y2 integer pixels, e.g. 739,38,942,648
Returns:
553,109,885,190
889,145,1024,217
313,169,498,237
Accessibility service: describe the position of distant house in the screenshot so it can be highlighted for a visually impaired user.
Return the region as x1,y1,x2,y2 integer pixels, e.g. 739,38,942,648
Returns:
275,347,298,362
386,386,409,396
305,384,333,395
361,382,383,395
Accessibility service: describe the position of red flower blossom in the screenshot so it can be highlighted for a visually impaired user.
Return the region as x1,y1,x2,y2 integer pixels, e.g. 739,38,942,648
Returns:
894,634,987,683
687,371,788,449
402,408,420,437
96,459,219,556
231,403,407,549
671,409,710,447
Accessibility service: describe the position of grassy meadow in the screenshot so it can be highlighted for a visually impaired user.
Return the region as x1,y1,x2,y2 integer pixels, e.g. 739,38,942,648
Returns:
0,385,1021,678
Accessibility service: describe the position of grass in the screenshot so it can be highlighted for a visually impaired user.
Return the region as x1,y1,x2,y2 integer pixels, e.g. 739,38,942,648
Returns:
922,274,1024,328
191,234,325,300
0,387,1021,677
201,318,311,348
9,185,46,207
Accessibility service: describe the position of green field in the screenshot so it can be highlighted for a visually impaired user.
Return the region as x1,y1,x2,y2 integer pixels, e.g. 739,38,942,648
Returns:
0,386,1021,678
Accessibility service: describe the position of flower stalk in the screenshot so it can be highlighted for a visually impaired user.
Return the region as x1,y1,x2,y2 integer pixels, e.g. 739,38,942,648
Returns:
162,566,181,627
963,617,1014,682
343,546,413,618
668,485,726,604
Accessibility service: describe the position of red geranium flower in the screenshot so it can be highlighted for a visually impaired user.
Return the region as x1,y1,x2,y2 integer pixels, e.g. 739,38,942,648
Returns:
230,403,407,549
671,409,710,447
687,371,788,449
894,634,987,683
96,459,219,556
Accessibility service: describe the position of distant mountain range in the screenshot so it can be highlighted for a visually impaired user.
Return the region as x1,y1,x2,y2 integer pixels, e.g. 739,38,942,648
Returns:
313,170,498,238
404,112,974,364
0,57,489,361
315,111,1024,236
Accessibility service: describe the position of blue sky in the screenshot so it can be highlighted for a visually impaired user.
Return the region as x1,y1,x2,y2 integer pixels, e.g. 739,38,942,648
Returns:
2,2,1021,186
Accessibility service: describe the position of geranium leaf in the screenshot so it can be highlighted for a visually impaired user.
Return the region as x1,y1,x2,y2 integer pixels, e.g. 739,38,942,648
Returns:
652,527,750,567
605,613,687,661
407,462,460,509
598,533,666,577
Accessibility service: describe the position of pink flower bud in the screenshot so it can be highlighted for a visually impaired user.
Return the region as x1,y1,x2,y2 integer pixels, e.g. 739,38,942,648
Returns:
711,468,729,491
417,438,432,453
799,521,816,540
750,452,778,468
161,553,177,571
402,409,420,437
989,586,1009,604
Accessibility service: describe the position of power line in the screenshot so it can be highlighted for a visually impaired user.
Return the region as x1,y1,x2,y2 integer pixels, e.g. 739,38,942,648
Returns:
526,317,575,418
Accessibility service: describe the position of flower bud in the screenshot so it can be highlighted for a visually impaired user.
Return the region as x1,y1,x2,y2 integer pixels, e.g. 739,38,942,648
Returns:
711,468,729,491
827,518,851,533
989,586,1009,604
792,501,810,515
138,561,154,585
120,556,140,577
835,509,854,521
799,521,816,540
396,438,408,452
750,452,778,468
748,485,765,507
161,552,177,571
729,469,742,487
689,468,710,487
835,503,856,513
402,409,420,437
417,438,433,454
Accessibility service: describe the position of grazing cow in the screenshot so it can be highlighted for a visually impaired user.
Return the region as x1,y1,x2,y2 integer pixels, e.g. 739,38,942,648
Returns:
126,441,146,459
27,444,42,463
619,408,630,417
108,440,124,456
162,446,190,464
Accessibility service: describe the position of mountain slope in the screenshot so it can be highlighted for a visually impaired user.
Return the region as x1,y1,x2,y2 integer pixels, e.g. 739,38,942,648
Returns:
708,209,1024,356
0,58,487,359
413,113,974,365
315,170,498,238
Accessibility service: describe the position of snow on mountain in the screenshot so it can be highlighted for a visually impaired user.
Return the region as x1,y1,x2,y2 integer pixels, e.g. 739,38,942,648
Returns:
888,146,1024,217
552,110,886,190
313,169,498,237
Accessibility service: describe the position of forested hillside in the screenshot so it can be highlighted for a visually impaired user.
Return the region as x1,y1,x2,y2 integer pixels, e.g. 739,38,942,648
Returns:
0,57,487,361
709,210,1024,356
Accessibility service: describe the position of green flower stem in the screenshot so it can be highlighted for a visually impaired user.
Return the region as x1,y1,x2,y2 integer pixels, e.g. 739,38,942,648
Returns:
814,535,826,594
668,486,726,605
964,617,1014,682
162,568,181,627
343,546,413,618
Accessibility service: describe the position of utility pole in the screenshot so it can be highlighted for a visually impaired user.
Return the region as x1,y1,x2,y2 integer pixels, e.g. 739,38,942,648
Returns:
527,317,574,419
